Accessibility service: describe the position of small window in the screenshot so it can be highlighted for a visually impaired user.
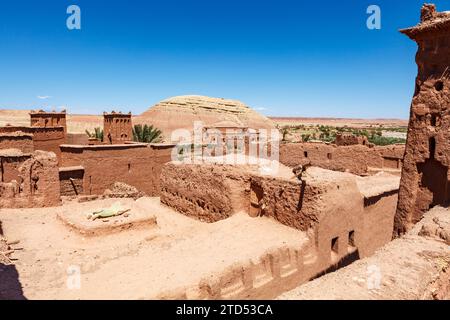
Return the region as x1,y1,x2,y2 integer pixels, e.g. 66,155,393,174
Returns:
429,137,436,159
327,153,332,160
128,163,131,173
348,231,355,247
331,237,339,254
431,114,437,127
435,80,444,91
304,151,308,158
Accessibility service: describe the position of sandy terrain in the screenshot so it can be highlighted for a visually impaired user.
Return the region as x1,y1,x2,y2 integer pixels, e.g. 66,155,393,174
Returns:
1,109,408,134
0,197,307,299
278,206,450,300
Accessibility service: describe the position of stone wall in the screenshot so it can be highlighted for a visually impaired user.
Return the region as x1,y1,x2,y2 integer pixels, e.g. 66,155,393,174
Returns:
396,4,450,235
60,143,174,196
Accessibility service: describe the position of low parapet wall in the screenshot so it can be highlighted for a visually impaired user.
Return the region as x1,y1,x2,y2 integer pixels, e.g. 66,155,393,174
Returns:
279,142,405,175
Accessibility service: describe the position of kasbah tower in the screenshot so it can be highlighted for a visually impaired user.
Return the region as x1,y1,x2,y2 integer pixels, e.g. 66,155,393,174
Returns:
395,4,450,235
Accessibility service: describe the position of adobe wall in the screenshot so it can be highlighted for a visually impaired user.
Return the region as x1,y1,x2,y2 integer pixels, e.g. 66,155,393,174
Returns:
30,110,67,134
0,132,34,153
279,142,406,175
335,133,369,146
360,191,398,256
66,133,89,145
279,143,381,175
60,143,174,197
31,127,65,161
0,150,60,208
59,166,84,196
103,112,133,144
396,4,450,235
161,164,251,222
374,145,405,169
0,126,65,161
160,162,400,273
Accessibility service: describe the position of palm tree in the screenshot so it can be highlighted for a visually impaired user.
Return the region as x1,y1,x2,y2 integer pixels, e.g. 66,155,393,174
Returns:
132,124,163,143
85,127,104,141
281,127,289,142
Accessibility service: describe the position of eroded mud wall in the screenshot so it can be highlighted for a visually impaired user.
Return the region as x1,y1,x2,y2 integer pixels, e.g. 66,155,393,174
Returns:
396,5,450,234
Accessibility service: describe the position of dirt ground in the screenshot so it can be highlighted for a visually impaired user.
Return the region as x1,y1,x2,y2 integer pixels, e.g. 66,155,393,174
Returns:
278,206,450,300
0,197,307,299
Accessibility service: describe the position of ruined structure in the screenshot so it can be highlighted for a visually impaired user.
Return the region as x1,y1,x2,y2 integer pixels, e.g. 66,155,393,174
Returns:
0,149,60,208
159,159,400,298
59,143,174,197
334,133,369,146
30,110,67,134
103,112,133,144
395,4,450,235
0,126,66,160
279,142,405,176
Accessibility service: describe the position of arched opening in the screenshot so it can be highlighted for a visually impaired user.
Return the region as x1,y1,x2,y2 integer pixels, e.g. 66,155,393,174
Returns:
249,182,264,217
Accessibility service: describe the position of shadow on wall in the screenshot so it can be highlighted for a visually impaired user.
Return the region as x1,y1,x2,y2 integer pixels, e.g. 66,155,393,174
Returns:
297,181,306,211
0,264,26,300
311,249,361,281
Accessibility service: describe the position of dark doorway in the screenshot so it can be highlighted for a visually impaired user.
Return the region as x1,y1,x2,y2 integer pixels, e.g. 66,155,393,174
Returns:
416,137,450,208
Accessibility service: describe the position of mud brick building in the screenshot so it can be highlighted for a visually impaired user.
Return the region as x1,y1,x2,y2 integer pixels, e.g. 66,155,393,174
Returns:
30,110,67,134
103,112,133,144
395,4,450,234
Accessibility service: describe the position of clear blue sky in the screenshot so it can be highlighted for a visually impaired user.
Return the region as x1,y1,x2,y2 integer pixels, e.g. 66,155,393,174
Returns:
0,0,447,118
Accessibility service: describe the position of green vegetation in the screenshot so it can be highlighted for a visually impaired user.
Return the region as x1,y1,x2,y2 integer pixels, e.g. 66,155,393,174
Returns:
279,124,407,146
132,124,163,143
368,136,406,146
85,127,104,142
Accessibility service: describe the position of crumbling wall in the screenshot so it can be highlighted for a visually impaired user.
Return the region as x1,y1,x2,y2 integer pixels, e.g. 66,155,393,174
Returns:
335,133,369,146
160,163,250,222
0,126,65,162
60,143,174,197
279,143,383,175
375,145,405,169
0,150,60,208
59,167,84,196
160,162,399,273
0,133,34,153
396,4,450,235
249,176,319,231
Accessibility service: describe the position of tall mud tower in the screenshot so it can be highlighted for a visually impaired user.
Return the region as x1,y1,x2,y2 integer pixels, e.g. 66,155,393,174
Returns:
395,4,450,235
103,112,133,144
